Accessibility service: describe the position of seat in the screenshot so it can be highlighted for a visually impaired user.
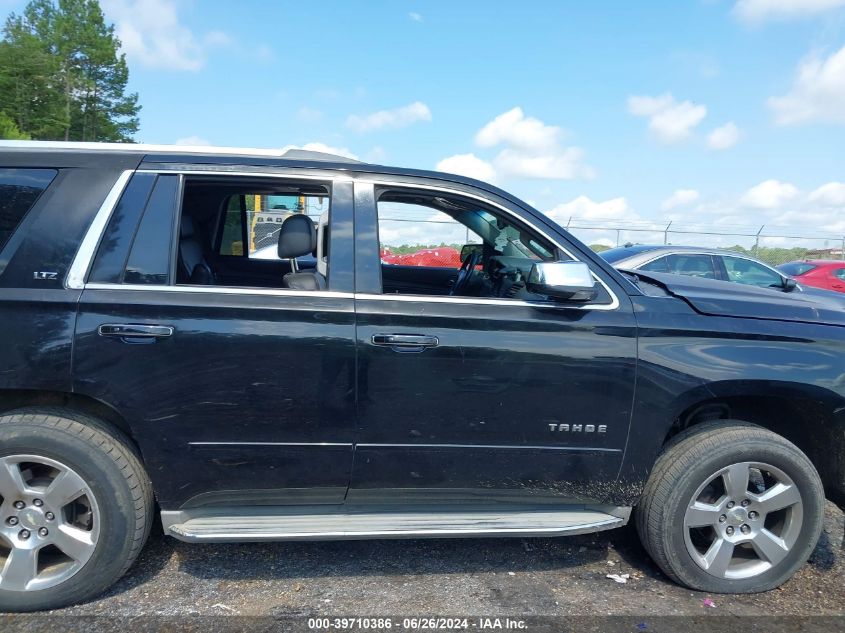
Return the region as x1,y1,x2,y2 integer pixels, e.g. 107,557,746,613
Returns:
279,214,326,290
178,216,214,285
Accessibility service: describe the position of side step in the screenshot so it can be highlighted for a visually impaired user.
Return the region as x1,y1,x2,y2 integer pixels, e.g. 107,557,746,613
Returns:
162,506,629,543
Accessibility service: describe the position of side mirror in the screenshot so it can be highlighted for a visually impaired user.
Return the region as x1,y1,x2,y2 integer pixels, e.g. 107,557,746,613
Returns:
782,277,797,292
527,261,597,301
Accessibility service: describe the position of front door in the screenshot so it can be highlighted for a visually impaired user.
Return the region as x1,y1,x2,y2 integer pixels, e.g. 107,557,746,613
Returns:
348,181,637,506
72,169,357,509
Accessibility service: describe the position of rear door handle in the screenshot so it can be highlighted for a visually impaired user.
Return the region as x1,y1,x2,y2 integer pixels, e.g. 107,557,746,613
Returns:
98,324,174,342
371,334,439,352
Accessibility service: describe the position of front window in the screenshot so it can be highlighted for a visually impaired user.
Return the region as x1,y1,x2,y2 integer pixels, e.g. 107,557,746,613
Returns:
375,188,572,301
722,256,784,288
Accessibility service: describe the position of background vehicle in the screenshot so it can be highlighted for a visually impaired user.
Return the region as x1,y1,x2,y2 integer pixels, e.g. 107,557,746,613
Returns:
0,141,842,611
601,245,845,305
778,260,845,294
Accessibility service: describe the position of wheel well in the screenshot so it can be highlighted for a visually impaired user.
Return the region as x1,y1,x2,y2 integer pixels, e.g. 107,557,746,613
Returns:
0,389,140,454
670,394,844,503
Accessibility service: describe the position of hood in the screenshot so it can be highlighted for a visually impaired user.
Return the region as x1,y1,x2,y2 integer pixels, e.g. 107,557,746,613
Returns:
627,270,845,327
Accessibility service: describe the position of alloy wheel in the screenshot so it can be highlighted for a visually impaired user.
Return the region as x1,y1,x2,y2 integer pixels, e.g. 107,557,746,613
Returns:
683,461,803,580
0,455,100,591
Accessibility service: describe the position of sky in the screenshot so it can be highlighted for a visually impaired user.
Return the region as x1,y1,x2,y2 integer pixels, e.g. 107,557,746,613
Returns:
4,0,845,248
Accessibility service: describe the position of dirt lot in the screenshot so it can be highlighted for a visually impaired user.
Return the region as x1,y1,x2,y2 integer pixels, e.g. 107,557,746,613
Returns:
0,501,840,626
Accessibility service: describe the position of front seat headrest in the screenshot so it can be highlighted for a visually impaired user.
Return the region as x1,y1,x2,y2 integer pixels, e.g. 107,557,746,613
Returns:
278,214,316,259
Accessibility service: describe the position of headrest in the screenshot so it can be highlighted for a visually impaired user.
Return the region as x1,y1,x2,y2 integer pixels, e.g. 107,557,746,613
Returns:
181,215,196,238
278,214,317,259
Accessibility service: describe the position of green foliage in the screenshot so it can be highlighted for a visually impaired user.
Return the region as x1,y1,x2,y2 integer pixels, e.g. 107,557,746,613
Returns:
0,0,140,141
0,111,30,139
589,244,610,253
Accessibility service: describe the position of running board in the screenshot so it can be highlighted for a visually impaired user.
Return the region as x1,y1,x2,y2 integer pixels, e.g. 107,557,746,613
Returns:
162,506,629,543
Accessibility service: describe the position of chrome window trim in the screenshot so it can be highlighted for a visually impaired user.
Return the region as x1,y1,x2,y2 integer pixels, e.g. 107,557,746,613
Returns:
84,282,352,300
66,170,133,290
356,292,595,310
358,178,621,311
71,169,621,311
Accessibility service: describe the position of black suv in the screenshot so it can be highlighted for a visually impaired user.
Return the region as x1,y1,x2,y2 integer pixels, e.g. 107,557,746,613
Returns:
0,141,843,611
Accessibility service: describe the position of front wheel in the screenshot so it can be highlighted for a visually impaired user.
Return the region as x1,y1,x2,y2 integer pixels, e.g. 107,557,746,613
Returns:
635,421,825,593
0,409,153,611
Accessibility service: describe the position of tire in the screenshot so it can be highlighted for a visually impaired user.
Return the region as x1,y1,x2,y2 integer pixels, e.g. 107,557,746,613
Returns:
0,408,153,611
634,421,825,593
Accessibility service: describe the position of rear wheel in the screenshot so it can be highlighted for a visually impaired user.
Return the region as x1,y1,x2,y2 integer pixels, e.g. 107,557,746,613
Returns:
0,409,153,611
635,421,825,593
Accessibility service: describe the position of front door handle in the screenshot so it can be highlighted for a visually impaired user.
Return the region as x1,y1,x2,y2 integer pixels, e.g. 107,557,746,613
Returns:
98,323,174,342
371,333,439,352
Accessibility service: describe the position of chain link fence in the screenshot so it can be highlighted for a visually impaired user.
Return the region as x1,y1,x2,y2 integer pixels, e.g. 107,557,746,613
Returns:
563,221,845,267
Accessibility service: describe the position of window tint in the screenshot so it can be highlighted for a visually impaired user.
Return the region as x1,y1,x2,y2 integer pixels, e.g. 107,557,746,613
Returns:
0,168,56,254
664,254,717,279
639,256,669,273
722,256,783,288
124,175,180,285
89,173,157,283
834,268,845,281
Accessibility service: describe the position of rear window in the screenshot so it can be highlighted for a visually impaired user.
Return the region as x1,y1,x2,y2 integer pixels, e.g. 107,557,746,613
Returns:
0,168,57,253
777,262,817,277
600,246,660,264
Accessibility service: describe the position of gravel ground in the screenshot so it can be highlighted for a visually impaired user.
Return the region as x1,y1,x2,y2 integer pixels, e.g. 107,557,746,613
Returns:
1,501,843,631
5,502,843,617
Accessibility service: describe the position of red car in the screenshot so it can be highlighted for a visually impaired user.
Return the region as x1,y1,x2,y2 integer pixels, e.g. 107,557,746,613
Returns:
777,259,845,293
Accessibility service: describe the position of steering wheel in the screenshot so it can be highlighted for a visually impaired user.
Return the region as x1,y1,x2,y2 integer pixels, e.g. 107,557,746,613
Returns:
450,251,481,296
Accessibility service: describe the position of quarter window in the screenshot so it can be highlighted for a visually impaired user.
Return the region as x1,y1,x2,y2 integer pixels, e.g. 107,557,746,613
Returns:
0,168,57,254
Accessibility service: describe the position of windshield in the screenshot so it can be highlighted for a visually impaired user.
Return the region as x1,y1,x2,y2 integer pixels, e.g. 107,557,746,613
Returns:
777,262,817,277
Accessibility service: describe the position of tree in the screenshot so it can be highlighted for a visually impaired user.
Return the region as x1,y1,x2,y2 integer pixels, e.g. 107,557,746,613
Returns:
0,111,31,139
0,0,140,141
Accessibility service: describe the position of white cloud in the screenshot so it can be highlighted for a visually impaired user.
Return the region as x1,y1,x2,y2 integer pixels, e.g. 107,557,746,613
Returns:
281,142,359,160
627,93,707,143
174,135,211,146
808,182,845,206
409,12,423,22
101,0,230,71
493,147,591,180
435,154,497,183
475,107,561,151
546,196,639,224
661,189,700,210
346,101,432,133
768,45,845,125
467,107,592,180
733,0,845,23
707,122,741,150
740,179,799,209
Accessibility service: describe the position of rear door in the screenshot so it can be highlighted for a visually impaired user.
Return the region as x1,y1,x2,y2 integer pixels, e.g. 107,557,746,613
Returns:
71,166,357,509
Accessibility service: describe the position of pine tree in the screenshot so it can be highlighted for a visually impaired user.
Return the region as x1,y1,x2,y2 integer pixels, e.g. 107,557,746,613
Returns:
0,0,140,141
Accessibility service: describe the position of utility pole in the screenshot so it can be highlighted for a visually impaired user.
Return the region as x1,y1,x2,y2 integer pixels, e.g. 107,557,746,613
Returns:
664,221,672,245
